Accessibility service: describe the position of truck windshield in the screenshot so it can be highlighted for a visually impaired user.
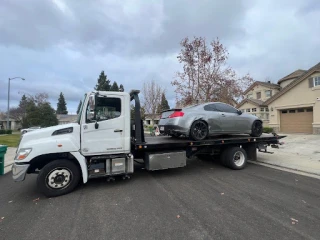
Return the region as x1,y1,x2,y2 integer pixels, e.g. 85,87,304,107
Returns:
77,94,87,124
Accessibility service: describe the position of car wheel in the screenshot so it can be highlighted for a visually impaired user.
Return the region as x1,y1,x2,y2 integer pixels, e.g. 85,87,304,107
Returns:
37,160,81,198
22,130,27,134
250,121,263,137
190,120,208,141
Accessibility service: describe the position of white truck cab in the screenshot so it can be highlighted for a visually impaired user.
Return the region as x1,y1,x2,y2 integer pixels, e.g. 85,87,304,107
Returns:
12,91,134,197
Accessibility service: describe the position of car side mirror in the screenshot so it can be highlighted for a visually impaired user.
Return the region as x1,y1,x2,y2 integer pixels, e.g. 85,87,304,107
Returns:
237,110,242,115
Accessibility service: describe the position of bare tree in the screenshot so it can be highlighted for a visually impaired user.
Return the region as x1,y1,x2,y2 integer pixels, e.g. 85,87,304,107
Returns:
172,37,254,107
142,80,163,122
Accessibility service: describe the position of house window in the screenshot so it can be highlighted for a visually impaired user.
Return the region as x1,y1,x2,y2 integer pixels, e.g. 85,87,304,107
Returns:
247,94,253,99
289,110,296,113
266,113,269,119
256,92,261,99
260,108,264,112
246,109,251,112
265,90,272,97
241,109,245,112
297,108,304,112
314,77,320,87
266,108,269,112
260,113,265,119
306,108,313,112
252,108,257,112
281,110,287,114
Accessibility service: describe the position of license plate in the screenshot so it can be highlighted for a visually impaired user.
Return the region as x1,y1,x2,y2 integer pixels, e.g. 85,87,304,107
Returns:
160,126,164,131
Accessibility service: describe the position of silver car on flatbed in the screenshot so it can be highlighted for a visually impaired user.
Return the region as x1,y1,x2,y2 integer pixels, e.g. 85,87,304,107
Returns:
159,102,263,141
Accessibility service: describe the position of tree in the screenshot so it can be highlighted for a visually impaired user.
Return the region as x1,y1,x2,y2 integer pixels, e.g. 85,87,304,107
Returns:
76,100,82,114
94,71,111,91
142,80,163,121
15,92,58,128
119,84,124,92
110,81,119,91
130,104,145,120
157,92,170,113
172,37,254,107
56,92,68,114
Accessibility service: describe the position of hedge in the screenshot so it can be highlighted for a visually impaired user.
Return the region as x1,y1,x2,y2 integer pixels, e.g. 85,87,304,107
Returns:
263,127,273,134
0,129,13,135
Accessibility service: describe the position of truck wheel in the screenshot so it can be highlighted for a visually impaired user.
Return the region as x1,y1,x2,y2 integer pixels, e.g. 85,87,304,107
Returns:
37,160,81,198
223,147,247,170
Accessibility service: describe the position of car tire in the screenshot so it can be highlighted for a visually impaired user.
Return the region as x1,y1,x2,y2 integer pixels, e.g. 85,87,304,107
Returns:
250,121,263,137
22,130,27,134
37,160,81,198
223,147,247,170
190,120,209,141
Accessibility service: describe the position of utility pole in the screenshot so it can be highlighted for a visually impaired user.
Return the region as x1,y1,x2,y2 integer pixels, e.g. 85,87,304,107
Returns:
7,77,25,129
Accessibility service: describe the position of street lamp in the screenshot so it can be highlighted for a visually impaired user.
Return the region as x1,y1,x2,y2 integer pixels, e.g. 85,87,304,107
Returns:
7,77,25,129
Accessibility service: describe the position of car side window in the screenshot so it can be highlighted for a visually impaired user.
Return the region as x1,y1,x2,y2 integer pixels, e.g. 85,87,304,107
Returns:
203,104,217,111
86,97,121,123
214,103,238,114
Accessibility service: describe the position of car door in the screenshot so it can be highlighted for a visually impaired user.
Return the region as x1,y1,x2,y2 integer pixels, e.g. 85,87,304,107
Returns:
81,94,125,156
203,104,223,133
214,103,239,133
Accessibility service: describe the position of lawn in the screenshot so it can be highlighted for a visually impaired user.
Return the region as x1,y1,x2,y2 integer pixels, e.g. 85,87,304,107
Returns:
0,134,21,147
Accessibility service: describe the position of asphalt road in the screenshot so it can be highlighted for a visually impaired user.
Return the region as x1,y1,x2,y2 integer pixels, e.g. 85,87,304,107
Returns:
1,159,320,240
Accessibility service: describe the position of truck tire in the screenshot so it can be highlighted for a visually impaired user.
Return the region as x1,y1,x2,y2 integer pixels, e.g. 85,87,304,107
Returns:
37,160,81,198
222,147,247,170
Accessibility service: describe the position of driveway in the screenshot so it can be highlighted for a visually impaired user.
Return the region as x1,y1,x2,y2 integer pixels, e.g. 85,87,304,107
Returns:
256,134,320,177
0,159,320,240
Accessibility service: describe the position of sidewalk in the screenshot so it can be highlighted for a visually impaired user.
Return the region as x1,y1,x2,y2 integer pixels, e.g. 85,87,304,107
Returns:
3,147,16,175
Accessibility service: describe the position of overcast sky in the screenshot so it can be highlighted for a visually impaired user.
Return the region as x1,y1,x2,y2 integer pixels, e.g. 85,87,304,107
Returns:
0,0,319,114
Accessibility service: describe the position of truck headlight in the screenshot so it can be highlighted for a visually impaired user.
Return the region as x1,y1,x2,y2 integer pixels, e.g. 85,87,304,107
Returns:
15,148,32,160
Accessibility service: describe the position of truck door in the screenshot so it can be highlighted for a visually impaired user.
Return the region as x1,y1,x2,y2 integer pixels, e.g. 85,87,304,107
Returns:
81,94,126,156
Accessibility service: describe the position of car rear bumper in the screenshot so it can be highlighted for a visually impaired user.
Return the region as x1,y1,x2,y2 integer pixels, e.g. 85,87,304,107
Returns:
12,163,29,182
158,125,189,136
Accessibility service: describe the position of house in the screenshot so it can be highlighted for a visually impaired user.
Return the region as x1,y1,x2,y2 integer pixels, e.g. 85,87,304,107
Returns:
265,63,320,134
56,114,78,125
237,62,320,134
236,81,280,126
143,114,160,126
0,113,21,130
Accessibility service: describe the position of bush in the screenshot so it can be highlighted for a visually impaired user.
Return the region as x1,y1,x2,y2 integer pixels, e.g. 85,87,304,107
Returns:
0,129,13,135
263,127,273,134
6,130,13,134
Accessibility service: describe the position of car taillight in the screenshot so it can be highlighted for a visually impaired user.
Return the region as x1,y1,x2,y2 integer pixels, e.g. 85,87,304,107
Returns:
169,111,184,118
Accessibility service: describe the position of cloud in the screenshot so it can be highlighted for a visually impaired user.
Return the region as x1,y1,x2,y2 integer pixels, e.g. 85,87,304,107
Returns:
0,0,319,114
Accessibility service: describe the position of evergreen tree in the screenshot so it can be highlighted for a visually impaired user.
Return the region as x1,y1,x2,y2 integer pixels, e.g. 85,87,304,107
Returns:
157,92,170,113
76,100,82,114
94,71,111,91
110,81,119,91
38,102,59,127
119,84,124,92
56,92,68,114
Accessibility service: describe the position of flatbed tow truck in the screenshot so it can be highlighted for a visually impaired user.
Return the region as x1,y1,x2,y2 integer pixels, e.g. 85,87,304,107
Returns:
12,90,285,197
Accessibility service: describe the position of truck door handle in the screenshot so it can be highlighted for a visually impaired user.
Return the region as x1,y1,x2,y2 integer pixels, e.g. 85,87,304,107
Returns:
114,129,123,132
221,114,226,117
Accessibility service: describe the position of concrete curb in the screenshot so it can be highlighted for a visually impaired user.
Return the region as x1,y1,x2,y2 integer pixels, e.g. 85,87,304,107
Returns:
249,160,320,180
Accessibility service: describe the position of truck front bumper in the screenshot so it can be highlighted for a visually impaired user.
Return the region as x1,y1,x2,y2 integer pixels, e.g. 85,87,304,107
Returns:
12,163,30,182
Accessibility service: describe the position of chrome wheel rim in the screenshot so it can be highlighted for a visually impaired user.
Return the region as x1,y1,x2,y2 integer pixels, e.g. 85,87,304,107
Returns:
192,122,207,140
46,168,72,189
233,151,245,167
